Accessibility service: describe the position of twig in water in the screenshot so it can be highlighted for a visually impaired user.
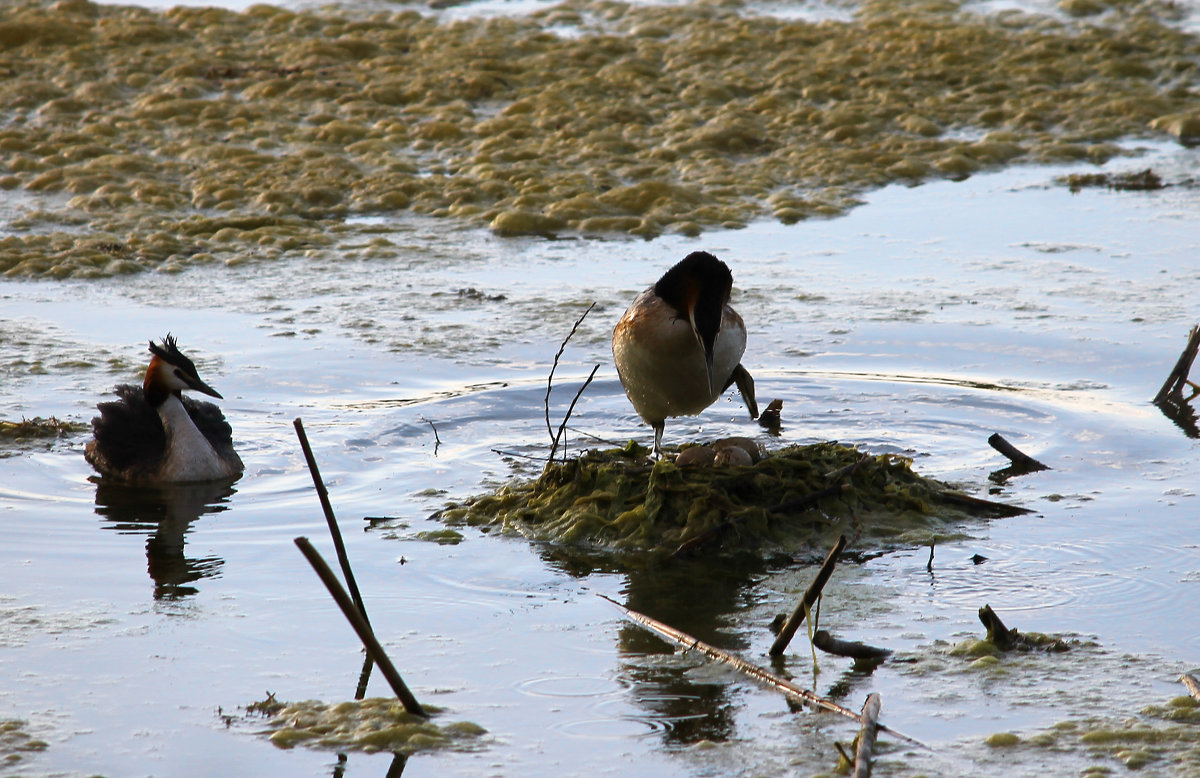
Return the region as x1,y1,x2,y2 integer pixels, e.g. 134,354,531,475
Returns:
385,753,408,778
597,593,926,749
813,630,892,662
852,693,882,778
420,417,441,454
547,364,600,467
1154,324,1200,404
355,654,374,702
293,418,370,625
936,490,1032,517
758,398,783,432
564,426,627,449
987,433,1049,473
294,537,427,718
545,302,596,445
294,417,374,699
978,604,1016,651
491,448,549,462
770,535,847,656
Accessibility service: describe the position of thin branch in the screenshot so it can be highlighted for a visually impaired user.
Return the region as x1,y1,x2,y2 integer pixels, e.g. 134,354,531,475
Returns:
294,418,377,698
491,448,550,462
293,418,370,626
547,364,600,467
987,433,1049,473
978,604,1014,650
770,535,847,656
852,693,882,778
294,537,427,718
598,594,927,750
545,302,596,445
813,630,892,662
420,416,441,455
1154,324,1200,404
563,426,627,448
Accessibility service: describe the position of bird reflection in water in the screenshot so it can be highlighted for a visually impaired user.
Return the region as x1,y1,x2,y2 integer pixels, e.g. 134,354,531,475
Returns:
94,479,235,599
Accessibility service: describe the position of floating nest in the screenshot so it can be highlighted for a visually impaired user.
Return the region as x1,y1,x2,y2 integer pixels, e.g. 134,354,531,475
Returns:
437,440,1027,556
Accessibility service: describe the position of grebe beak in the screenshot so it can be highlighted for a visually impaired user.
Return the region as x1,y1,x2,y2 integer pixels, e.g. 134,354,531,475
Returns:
186,375,223,400
688,302,717,397
703,342,716,397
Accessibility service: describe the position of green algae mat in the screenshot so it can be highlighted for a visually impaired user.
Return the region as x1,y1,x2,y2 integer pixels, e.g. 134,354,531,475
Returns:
3,0,1199,276
437,441,1026,555
245,697,486,755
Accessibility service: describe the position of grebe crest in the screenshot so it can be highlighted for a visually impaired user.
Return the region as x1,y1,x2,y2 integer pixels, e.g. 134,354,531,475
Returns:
85,334,243,484
612,251,758,456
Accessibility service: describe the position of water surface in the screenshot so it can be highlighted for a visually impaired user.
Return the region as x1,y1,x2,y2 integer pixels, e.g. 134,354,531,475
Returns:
2,105,1200,778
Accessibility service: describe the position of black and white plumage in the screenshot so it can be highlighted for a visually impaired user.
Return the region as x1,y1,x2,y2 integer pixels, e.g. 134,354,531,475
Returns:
85,335,243,483
612,251,758,455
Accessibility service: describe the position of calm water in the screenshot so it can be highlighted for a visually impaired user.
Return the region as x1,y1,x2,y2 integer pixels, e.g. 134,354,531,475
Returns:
3,137,1200,776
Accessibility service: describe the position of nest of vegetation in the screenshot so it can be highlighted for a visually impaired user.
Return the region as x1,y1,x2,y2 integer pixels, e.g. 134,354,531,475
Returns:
437,441,1026,556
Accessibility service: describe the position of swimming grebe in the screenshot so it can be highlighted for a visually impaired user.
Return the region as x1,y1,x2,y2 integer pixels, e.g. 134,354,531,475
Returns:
85,335,244,483
612,251,758,455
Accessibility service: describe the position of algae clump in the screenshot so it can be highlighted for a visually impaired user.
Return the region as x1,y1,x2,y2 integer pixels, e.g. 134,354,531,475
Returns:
0,416,86,457
0,718,49,766
2,0,1200,275
256,698,485,755
437,441,1022,555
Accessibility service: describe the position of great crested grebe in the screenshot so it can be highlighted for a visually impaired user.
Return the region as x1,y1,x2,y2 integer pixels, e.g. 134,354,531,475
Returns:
612,251,758,455
85,335,243,483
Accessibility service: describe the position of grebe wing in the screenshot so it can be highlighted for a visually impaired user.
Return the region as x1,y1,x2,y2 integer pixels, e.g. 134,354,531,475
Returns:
88,384,166,477
181,395,243,471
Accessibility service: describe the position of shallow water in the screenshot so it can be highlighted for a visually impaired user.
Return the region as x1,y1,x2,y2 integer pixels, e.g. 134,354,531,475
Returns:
4,13,1200,774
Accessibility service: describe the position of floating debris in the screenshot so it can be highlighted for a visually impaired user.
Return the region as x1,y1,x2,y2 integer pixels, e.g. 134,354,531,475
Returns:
250,697,485,754
0,416,82,440
951,605,1078,657
0,417,86,456
1058,168,1165,192
437,441,1026,555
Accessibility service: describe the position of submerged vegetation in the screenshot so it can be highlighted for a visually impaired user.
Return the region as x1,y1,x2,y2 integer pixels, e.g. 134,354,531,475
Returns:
970,693,1200,773
437,441,1023,555
1058,166,1166,191
0,416,85,456
250,697,485,754
0,0,1199,275
0,718,48,766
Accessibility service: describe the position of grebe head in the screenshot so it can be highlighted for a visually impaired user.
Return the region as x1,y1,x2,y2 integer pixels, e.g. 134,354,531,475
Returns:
144,334,223,406
653,251,733,394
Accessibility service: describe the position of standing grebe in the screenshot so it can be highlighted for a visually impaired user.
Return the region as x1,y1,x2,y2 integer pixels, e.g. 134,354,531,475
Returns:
612,251,758,455
85,335,243,483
